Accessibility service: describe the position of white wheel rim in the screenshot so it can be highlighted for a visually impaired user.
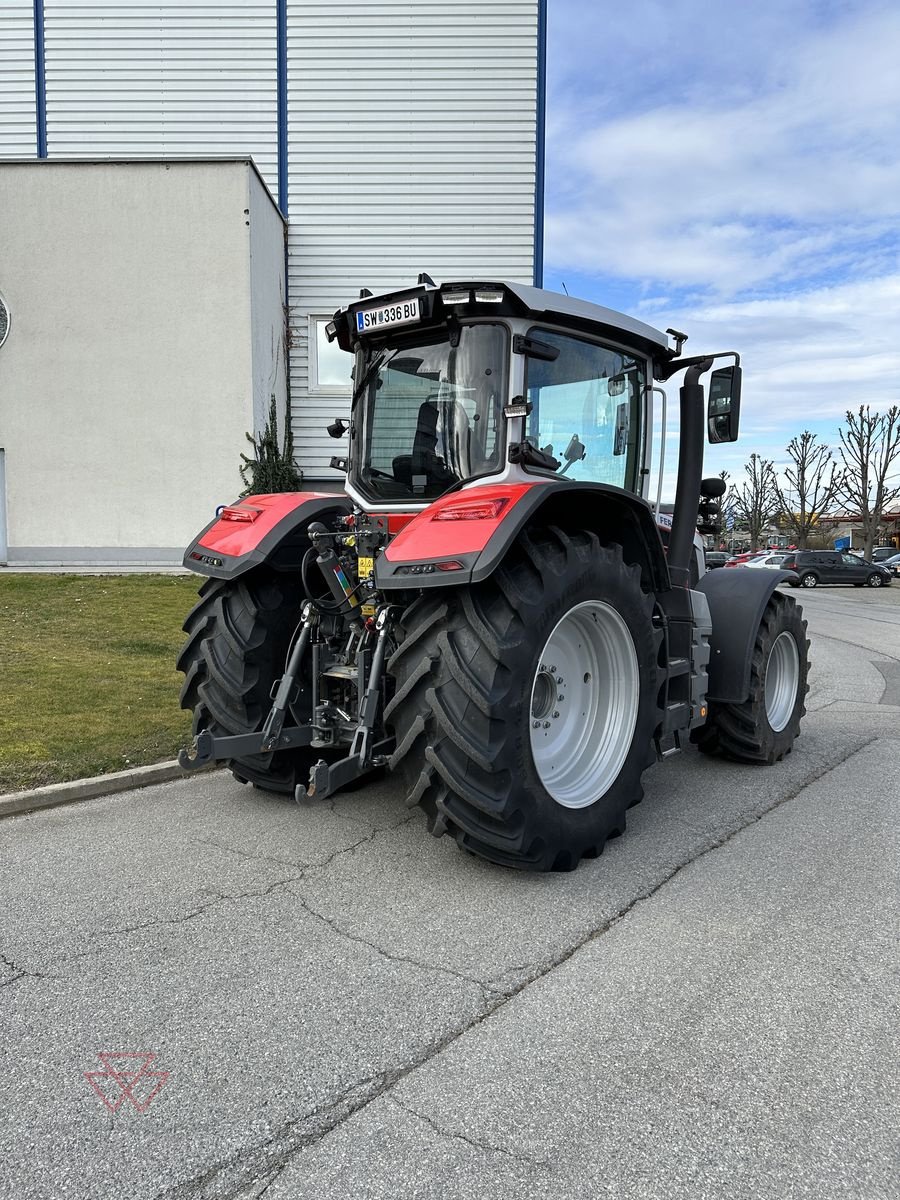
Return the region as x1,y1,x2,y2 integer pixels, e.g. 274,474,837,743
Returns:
529,600,640,809
765,631,800,733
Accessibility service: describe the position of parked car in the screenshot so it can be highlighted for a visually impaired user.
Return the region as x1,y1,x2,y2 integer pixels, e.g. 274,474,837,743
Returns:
745,553,788,570
725,552,763,568
880,552,900,577
780,550,893,588
871,547,899,563
704,551,729,569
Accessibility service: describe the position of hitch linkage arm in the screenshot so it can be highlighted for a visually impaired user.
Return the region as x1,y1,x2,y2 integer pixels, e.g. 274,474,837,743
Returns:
178,605,316,773
301,609,396,803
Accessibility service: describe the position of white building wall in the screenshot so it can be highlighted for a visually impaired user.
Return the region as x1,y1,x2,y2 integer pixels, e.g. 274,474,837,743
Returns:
286,0,540,478
249,166,288,437
42,0,279,196
0,160,284,561
0,2,37,156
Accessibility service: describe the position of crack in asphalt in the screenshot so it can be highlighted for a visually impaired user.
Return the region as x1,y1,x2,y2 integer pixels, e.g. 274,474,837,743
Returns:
386,1095,551,1170
154,735,882,1199
0,812,421,991
0,950,50,988
193,805,418,872
285,884,503,999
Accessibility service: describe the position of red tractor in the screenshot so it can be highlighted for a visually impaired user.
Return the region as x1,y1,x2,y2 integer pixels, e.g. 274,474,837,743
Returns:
177,279,809,871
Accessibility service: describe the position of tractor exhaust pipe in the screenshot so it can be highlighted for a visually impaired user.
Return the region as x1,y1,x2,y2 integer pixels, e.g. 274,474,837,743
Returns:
667,358,713,587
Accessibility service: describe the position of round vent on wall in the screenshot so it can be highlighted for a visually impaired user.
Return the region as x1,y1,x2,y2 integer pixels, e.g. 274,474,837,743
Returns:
0,294,9,349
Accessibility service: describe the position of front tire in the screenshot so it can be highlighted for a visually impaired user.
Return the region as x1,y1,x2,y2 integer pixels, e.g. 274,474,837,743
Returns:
800,572,818,588
177,571,316,793
693,592,809,765
867,573,884,588
386,527,660,872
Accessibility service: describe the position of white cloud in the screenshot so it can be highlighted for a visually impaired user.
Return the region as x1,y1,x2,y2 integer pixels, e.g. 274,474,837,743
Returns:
640,273,900,499
546,5,900,292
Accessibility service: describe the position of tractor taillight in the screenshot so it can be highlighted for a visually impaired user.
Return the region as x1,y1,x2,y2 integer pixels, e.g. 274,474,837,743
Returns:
432,498,509,521
220,506,261,523
436,560,464,571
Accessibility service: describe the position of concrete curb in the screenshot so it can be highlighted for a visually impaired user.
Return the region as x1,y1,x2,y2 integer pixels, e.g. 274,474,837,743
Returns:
0,761,198,819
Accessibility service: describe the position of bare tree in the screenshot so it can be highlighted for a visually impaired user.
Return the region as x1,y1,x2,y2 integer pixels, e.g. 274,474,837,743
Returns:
772,431,841,549
835,406,900,560
729,453,778,550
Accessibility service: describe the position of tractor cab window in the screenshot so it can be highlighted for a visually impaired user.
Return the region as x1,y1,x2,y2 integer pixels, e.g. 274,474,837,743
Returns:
356,323,506,501
524,329,644,489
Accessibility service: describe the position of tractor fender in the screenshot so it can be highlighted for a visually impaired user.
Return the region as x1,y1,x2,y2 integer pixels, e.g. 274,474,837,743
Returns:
697,568,797,702
184,491,351,579
376,480,670,594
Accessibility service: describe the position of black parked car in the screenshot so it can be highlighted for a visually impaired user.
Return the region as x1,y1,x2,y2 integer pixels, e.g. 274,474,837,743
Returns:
704,551,729,569
780,550,893,588
871,546,899,563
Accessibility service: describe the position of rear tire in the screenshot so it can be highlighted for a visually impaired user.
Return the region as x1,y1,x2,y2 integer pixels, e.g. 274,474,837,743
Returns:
177,571,317,793
693,592,809,765
386,526,660,872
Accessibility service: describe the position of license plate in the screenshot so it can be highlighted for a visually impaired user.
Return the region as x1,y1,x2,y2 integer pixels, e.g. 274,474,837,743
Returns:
356,297,421,333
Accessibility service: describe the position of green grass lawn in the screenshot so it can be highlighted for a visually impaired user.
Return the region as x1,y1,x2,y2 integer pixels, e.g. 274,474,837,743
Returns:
0,574,201,793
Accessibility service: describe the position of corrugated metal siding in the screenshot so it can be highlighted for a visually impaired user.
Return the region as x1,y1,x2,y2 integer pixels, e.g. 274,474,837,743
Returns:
287,0,539,478
0,4,37,156
42,1,279,194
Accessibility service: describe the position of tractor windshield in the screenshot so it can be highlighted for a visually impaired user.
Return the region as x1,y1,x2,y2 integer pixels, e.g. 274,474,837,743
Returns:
524,329,645,489
356,323,507,501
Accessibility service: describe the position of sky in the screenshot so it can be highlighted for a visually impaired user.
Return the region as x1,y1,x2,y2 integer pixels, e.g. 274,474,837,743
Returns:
543,0,900,499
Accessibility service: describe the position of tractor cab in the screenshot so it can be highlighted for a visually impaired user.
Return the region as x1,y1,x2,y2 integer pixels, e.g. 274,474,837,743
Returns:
326,280,677,512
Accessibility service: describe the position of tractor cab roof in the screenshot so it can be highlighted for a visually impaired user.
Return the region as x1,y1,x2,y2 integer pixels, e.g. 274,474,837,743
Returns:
331,279,677,370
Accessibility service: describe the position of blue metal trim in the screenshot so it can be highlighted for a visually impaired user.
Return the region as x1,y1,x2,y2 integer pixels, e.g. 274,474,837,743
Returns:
533,0,547,287
33,0,47,158
276,0,288,217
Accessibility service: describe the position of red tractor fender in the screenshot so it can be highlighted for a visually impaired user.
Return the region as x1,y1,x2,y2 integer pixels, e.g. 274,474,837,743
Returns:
184,492,351,579
375,480,671,594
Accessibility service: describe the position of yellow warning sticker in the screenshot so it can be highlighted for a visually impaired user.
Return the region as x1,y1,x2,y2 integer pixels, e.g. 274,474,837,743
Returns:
358,556,374,578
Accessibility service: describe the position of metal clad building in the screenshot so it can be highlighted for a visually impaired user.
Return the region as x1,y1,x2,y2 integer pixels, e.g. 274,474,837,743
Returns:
40,2,280,192
0,3,37,155
286,0,540,476
0,0,543,561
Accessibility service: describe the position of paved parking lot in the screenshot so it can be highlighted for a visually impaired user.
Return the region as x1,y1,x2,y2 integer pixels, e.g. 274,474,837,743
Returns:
1,585,898,1199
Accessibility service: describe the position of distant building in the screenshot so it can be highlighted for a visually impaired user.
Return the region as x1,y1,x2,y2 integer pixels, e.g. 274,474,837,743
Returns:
817,510,900,551
0,0,545,564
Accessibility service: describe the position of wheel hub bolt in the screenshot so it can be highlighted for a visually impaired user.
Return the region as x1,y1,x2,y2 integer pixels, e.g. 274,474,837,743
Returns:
532,720,541,729
552,710,560,719
557,693,564,701
543,721,551,729
556,676,563,684
549,665,557,673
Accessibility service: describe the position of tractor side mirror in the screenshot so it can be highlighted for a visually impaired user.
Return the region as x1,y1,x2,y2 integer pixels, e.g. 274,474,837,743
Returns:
707,365,741,443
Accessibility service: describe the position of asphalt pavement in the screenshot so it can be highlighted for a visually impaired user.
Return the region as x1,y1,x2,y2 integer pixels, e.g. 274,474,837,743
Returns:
1,584,897,1199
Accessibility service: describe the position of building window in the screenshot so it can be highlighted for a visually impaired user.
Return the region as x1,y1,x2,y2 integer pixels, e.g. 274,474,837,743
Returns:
310,317,352,391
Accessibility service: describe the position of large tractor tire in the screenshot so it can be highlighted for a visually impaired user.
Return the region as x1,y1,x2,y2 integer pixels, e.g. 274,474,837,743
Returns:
385,526,660,872
692,591,809,764
177,571,316,793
